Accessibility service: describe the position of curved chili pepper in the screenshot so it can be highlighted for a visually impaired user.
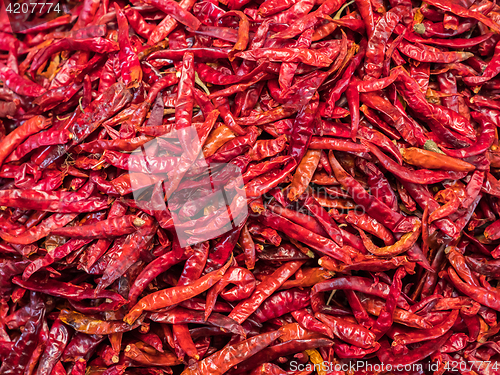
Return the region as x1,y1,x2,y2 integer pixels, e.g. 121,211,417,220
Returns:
227,338,333,374
439,111,496,158
401,147,475,172
228,260,305,324
150,307,245,336
23,238,93,280
312,276,410,309
358,223,421,256
303,194,343,246
329,151,410,233
96,215,158,291
360,295,431,328
239,224,256,270
258,210,358,264
245,158,297,198
291,309,334,338
364,5,407,79
0,213,78,245
288,149,321,201
316,313,376,349
125,256,232,324
466,258,499,285
0,65,46,97
251,288,310,323
365,141,468,184
0,116,50,168
380,331,453,366
172,324,198,360
182,330,280,375
428,189,460,223
205,266,255,318
447,267,500,311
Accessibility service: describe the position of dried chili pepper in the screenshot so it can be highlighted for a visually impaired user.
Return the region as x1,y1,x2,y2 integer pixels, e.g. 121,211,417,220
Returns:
0,0,499,371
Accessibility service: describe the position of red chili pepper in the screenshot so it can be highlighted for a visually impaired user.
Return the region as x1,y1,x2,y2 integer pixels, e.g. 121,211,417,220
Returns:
115,4,142,87
364,5,407,79
2,0,500,370
365,141,468,184
183,331,281,375
0,65,47,97
259,209,359,263
227,260,305,324
0,292,45,374
316,313,377,349
125,256,233,324
96,215,158,291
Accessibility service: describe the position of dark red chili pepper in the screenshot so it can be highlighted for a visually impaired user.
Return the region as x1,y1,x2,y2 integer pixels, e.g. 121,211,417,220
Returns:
312,276,410,309
316,313,377,349
228,260,305,324
364,5,407,79
258,210,359,264
329,151,411,233
1,0,500,370
251,288,310,323
115,4,142,87
96,215,158,291
0,66,46,97
439,111,496,158
0,292,45,374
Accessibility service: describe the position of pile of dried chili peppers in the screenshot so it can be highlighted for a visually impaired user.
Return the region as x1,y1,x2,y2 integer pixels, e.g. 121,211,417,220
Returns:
1,0,500,372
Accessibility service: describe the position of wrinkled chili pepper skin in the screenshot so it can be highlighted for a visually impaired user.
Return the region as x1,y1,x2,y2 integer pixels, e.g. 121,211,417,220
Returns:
182,331,280,375
258,210,358,263
228,338,333,374
124,257,232,324
59,310,139,335
329,151,410,233
150,307,245,336
312,276,410,309
0,292,45,374
1,0,500,370
364,5,407,79
251,288,310,323
34,318,69,375
228,260,305,324
50,216,145,238
0,116,50,168
205,266,255,319
316,313,377,348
